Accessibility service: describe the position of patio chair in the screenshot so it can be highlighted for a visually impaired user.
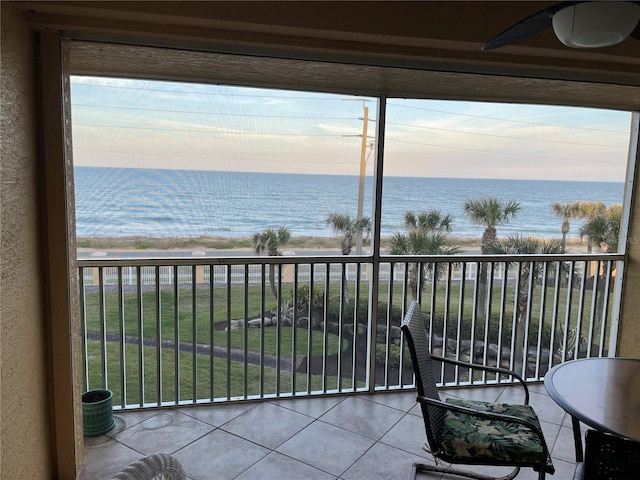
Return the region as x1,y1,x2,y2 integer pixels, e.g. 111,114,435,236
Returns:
579,429,640,480
401,301,555,480
111,453,186,480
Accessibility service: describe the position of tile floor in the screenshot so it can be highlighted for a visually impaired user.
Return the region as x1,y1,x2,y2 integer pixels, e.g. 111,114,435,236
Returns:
79,384,581,480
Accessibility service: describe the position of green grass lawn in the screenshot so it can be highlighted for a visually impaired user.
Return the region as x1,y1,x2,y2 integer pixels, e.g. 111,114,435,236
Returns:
82,271,613,404
86,338,360,406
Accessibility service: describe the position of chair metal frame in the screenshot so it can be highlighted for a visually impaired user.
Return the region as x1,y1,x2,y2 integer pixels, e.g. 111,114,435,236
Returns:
401,301,554,480
581,429,640,480
111,453,186,480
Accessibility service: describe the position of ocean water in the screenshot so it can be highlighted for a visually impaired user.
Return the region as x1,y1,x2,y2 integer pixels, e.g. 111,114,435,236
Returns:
74,167,624,240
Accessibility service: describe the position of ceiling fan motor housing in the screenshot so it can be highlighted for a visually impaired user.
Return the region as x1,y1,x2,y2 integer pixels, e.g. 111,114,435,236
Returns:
552,1,640,48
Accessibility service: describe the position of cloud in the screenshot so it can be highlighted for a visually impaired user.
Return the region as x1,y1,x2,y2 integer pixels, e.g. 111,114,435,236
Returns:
70,77,632,182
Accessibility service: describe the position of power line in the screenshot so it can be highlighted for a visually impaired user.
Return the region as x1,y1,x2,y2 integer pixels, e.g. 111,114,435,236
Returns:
72,102,354,121
386,138,625,165
72,104,627,150
71,80,349,101
73,122,347,137
387,101,627,134
386,121,626,149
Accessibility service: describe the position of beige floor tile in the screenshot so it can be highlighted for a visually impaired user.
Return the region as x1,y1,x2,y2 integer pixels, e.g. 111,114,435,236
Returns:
235,451,337,480
81,389,578,479
364,390,419,412
319,396,405,440
79,439,143,480
277,420,374,476
113,410,214,455
271,394,346,418
379,413,429,458
222,401,313,449
173,429,269,480
179,401,258,427
341,442,433,480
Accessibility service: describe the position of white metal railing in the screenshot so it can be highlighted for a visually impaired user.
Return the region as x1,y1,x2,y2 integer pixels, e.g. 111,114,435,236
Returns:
79,261,529,287
78,252,623,409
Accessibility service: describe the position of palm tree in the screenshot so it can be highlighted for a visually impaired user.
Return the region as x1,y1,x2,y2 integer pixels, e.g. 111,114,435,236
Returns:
325,213,371,301
403,210,453,233
494,235,565,374
464,197,521,254
579,204,621,253
463,196,521,314
579,204,622,340
389,210,460,300
573,201,606,253
325,213,371,255
251,226,291,299
550,202,581,250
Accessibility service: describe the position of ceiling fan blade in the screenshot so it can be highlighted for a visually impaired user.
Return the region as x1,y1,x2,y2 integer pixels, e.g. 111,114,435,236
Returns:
482,2,581,50
631,19,640,40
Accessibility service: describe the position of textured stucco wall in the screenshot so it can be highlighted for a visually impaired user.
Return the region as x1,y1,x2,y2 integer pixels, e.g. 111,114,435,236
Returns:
1,4,54,478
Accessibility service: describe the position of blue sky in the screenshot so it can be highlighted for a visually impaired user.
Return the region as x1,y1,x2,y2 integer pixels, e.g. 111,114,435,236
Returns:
70,76,632,182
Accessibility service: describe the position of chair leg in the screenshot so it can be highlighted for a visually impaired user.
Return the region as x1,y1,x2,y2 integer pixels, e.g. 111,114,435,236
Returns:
412,462,520,480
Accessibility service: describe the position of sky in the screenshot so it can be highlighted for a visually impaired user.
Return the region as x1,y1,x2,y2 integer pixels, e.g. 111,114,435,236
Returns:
70,76,633,182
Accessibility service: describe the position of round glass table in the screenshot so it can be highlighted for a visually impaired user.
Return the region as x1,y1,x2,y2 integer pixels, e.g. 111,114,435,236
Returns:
544,357,640,461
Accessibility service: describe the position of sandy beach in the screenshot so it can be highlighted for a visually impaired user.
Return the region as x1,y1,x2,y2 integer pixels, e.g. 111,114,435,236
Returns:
77,235,589,255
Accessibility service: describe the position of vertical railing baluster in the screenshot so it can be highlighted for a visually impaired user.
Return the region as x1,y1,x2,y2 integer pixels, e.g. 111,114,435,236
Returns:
599,261,613,356
260,264,266,397
535,262,549,380
482,262,495,381
137,266,144,407
401,262,409,311
276,263,283,397
560,261,576,364
209,264,215,402
548,261,562,373
191,265,197,403
587,261,602,357
383,262,393,388
243,264,249,399
469,262,480,383
455,262,467,384
497,261,509,377
322,262,330,393
98,267,107,390
173,265,180,405
307,269,314,394
509,263,520,373
521,261,535,379
353,262,363,391
336,262,344,392
79,267,89,391
117,266,126,407
292,264,299,395
574,260,588,361
155,266,162,406
225,266,232,400
440,262,450,384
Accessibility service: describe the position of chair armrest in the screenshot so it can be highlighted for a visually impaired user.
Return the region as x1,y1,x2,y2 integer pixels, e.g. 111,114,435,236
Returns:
430,353,530,404
416,394,549,458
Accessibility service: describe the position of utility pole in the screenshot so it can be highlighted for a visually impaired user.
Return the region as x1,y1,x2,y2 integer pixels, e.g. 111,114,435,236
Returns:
342,99,374,255
356,104,369,255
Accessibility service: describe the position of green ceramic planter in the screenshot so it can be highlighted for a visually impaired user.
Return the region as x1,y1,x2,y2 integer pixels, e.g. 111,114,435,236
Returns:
82,389,115,437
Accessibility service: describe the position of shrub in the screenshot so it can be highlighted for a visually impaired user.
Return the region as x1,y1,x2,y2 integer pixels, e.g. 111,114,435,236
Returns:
376,343,412,368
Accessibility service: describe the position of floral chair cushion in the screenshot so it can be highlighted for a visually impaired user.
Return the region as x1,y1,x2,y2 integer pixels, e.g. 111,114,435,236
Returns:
441,398,545,465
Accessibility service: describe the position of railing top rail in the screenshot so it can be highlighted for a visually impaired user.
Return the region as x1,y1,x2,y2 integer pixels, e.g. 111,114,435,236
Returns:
77,252,623,268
